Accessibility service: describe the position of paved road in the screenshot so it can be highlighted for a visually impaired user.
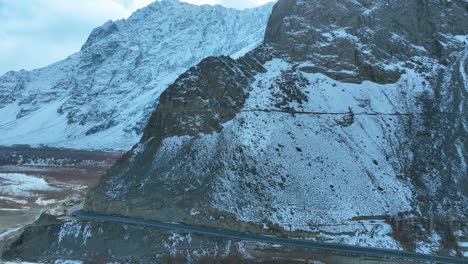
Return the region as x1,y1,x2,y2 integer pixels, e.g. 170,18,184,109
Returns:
72,210,466,264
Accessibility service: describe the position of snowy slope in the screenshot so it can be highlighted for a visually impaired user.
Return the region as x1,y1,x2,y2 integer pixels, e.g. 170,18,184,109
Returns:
86,0,467,253
0,0,273,150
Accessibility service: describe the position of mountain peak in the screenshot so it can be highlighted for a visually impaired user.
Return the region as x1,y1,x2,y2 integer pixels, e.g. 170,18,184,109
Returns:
0,0,274,150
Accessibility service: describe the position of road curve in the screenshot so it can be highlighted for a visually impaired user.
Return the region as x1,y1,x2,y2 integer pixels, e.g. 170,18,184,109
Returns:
72,210,465,264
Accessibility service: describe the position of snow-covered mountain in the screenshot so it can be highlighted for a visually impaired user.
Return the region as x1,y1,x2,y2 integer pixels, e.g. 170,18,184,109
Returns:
4,0,467,262
0,0,273,150
85,0,467,254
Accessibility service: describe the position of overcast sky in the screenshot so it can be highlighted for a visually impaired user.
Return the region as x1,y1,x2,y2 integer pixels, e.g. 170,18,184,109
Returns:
0,0,273,75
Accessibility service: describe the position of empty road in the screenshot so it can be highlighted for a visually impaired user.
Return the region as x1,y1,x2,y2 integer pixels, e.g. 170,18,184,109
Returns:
72,210,466,264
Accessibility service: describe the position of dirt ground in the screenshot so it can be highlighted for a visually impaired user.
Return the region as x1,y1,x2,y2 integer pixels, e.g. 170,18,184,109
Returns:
0,146,123,248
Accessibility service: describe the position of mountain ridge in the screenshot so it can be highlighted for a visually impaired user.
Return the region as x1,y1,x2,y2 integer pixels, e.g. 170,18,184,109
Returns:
0,0,274,150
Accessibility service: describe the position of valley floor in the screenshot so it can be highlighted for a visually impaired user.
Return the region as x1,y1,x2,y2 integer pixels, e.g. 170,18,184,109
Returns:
0,147,466,263
0,146,122,256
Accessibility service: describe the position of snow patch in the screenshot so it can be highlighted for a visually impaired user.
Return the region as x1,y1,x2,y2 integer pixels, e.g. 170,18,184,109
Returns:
0,173,58,197
415,232,442,254
163,232,193,256
54,260,83,264
0,226,23,240
0,196,28,205
35,197,57,206
57,221,92,245
454,35,467,44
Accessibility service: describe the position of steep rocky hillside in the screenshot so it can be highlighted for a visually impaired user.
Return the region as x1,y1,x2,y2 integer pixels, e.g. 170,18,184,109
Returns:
4,0,467,262
0,0,273,150
87,0,468,253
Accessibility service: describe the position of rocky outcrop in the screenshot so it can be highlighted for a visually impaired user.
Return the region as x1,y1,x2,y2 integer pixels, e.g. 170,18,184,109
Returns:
142,55,267,141
4,214,236,263
85,53,272,232
265,0,467,83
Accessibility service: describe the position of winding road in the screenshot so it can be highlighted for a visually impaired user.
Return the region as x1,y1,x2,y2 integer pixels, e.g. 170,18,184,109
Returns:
72,210,466,264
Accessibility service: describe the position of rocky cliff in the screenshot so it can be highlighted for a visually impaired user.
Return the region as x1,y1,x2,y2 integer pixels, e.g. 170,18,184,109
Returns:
0,0,273,150
4,0,468,262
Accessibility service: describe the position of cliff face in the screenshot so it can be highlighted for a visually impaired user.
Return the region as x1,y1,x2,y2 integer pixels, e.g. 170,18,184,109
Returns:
4,0,468,261
264,0,467,83
0,0,273,150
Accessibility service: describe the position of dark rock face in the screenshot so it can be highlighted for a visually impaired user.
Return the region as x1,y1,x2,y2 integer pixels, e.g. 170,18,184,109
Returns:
399,50,467,252
264,0,467,83
142,56,265,142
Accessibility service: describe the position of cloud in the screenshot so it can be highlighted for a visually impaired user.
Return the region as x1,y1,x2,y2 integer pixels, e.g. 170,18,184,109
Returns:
0,0,135,75
119,0,157,10
182,0,274,9
0,0,274,75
